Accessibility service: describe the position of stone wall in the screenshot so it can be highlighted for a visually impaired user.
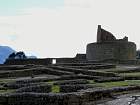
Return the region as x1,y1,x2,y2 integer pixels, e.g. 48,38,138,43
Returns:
55,58,76,64
1,86,140,105
59,84,92,93
86,41,136,61
4,58,52,65
4,56,87,65
15,84,52,93
75,54,86,61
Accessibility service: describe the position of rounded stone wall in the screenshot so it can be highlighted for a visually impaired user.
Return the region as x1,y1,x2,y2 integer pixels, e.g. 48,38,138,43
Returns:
86,42,136,61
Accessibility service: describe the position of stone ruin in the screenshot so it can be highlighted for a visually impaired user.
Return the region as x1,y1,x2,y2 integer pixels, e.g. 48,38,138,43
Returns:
4,25,138,65
97,25,128,43
86,25,136,61
97,25,116,43
1,25,140,105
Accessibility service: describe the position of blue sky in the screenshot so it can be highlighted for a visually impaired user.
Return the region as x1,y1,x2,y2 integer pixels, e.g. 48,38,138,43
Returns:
0,0,64,15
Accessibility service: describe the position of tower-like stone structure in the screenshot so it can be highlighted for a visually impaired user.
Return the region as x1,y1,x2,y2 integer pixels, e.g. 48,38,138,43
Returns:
86,25,136,61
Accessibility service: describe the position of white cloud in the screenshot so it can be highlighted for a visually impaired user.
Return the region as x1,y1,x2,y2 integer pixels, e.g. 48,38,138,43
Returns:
0,0,140,57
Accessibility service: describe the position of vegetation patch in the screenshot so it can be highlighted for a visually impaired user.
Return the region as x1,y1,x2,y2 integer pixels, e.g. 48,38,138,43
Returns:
88,80,95,84
0,79,14,84
51,85,60,93
119,72,140,77
46,81,54,85
0,89,15,94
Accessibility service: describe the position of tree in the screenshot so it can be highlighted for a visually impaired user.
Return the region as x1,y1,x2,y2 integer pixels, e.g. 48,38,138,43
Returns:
7,51,27,59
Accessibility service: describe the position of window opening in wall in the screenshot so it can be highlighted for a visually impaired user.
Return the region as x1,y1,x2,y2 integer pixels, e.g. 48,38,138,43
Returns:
52,59,56,64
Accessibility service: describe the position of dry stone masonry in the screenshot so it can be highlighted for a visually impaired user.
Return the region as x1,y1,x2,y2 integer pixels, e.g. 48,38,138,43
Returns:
86,25,136,61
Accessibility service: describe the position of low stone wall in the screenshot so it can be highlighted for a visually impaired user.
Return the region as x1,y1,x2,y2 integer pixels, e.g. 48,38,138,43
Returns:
0,86,140,105
59,84,93,93
54,79,89,85
0,65,30,71
56,75,100,80
15,84,52,93
4,57,86,65
55,58,76,64
4,58,52,65
54,63,103,66
118,60,140,65
0,67,74,78
40,67,74,76
65,64,116,70
4,82,42,89
9,75,99,86
50,66,117,77
95,59,140,65
94,77,125,83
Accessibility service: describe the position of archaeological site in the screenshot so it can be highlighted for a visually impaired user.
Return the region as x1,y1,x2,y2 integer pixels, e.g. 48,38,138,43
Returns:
1,25,140,105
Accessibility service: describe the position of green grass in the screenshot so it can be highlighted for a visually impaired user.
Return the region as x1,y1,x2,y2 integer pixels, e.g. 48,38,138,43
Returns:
88,80,95,84
0,79,14,84
89,80,140,88
46,81,54,85
43,82,60,93
0,89,15,94
94,81,129,88
51,85,60,93
119,72,140,77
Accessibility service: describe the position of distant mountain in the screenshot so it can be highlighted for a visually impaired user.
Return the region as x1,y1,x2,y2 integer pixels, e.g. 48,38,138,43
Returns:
0,46,15,64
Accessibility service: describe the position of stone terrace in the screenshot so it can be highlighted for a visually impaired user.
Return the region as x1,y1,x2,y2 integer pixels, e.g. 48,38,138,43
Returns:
0,63,140,105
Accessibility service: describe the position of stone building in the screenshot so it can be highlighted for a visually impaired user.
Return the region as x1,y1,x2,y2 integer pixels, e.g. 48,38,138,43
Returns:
86,25,136,61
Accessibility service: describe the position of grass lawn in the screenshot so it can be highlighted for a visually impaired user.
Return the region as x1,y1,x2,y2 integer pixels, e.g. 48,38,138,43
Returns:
51,85,60,93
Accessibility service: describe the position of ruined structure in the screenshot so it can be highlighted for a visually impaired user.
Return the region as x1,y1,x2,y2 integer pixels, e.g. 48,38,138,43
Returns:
4,25,137,65
2,26,140,105
4,54,87,65
86,25,136,61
